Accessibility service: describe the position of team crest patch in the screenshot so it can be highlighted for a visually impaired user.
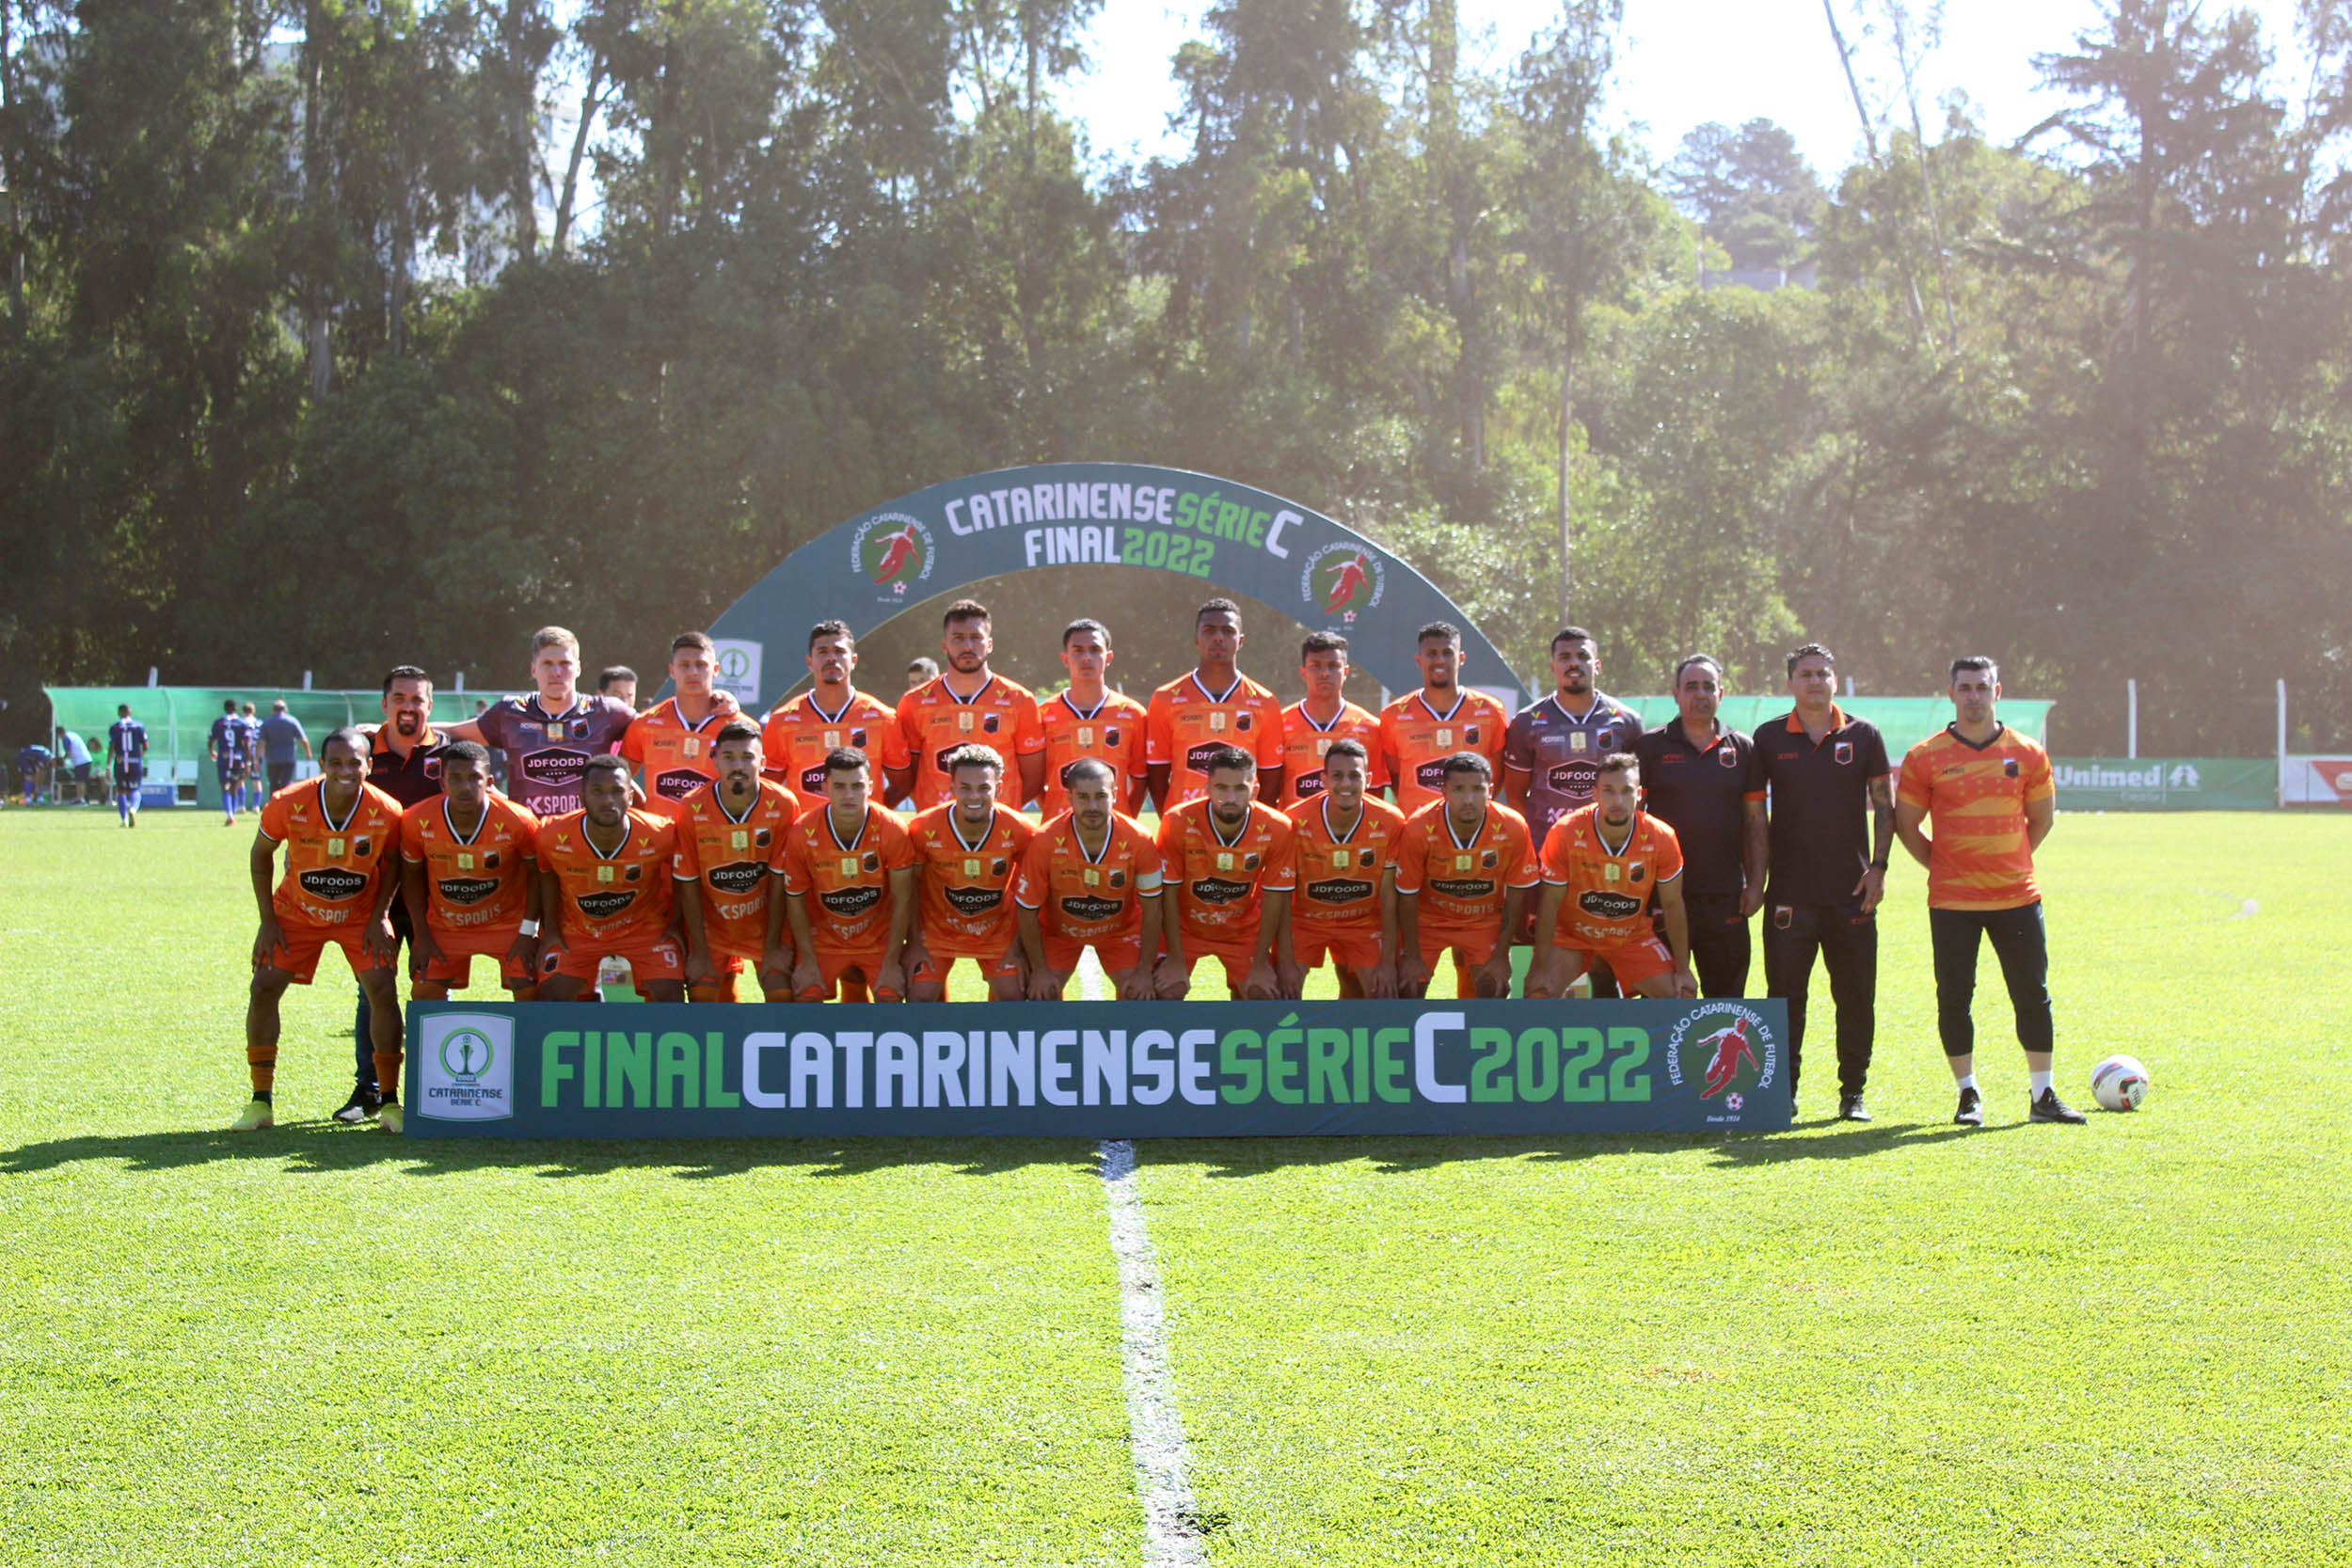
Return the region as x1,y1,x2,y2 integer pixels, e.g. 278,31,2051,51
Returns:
1835,740,1854,765
1109,869,1126,888
993,859,1009,876
1632,863,1647,882
862,851,881,871
1466,726,1480,745
982,715,1000,734
2004,757,2022,778
485,851,501,869
755,830,771,848
1597,730,1614,749
625,864,643,881
423,757,442,780
354,837,372,856
1236,713,1252,732
570,720,591,738
1244,853,1260,870
1481,849,1497,868
1720,746,1740,768
1104,727,1121,746
850,729,866,748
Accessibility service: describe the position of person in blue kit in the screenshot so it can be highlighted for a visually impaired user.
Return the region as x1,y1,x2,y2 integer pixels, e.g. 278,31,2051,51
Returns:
109,705,149,825
208,699,250,826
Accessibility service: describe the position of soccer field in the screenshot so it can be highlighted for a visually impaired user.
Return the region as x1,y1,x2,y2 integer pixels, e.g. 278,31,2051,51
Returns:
4,808,2348,1565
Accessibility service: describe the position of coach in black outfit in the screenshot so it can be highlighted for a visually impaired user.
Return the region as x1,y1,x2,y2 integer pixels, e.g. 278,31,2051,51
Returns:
1631,655,1764,996
1754,642,1894,1122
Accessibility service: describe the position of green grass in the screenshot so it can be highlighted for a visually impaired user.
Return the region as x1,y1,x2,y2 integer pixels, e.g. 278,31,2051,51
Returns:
4,804,2349,1563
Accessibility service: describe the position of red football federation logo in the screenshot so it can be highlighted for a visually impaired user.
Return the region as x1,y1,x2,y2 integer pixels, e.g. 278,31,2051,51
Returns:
1665,1001,1781,1121
869,521,922,584
1301,540,1385,623
1696,1016,1758,1099
852,512,936,600
1321,550,1370,611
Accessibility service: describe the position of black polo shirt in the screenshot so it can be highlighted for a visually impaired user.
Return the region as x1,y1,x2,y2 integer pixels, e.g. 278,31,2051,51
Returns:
366,725,451,811
1632,720,1762,902
1753,707,1891,907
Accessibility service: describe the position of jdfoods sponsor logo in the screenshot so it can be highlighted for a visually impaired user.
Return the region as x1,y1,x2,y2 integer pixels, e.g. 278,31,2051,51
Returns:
298,867,370,901
819,885,882,918
576,889,637,921
1578,890,1643,921
1664,1002,1778,1121
1305,876,1375,905
1546,759,1600,796
1189,876,1252,905
1301,542,1385,623
416,1012,514,1121
1428,877,1495,899
521,747,590,784
437,875,501,906
853,512,935,599
1184,741,1232,774
944,884,1003,917
655,768,706,801
1059,895,1123,923
1414,760,1450,789
707,861,764,895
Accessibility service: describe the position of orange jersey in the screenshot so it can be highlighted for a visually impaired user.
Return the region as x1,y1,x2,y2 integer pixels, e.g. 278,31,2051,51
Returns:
774,803,918,953
760,688,909,799
1144,672,1285,807
896,674,1047,810
1537,805,1684,947
1897,724,2056,911
1014,811,1164,945
1379,689,1511,815
904,802,1037,957
400,793,540,932
1036,689,1150,817
1155,798,1296,947
537,808,678,945
1285,795,1406,934
1279,700,1389,804
617,697,729,816
260,779,405,927
1392,800,1538,935
669,780,802,950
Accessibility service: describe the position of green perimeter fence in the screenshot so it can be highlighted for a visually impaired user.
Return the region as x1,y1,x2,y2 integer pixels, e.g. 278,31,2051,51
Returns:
41,688,391,809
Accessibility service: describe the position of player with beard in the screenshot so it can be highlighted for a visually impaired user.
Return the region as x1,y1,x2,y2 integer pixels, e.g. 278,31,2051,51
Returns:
1280,632,1387,805
760,621,910,800
235,728,405,1132
671,721,803,1002
1393,752,1537,998
1037,619,1149,818
1280,738,1405,998
622,631,735,816
771,749,919,1003
1528,753,1697,1000
893,601,1047,811
533,755,686,1002
904,745,1035,1002
1014,758,1165,999
443,627,639,818
1378,623,1508,817
1153,747,1295,1000
400,742,542,1003
1145,599,1286,811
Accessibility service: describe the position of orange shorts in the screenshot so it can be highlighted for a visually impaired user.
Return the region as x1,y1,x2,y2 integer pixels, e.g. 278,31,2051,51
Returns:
910,947,1024,987
413,921,533,987
259,922,387,985
1564,933,1676,990
1172,935,1263,993
1293,925,1382,972
1415,927,1505,998
1041,934,1145,975
801,946,904,1002
546,930,685,985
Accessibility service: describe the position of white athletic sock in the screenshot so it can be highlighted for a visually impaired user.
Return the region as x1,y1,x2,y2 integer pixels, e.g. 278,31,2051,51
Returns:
1954,1072,1979,1092
2029,1069,2055,1097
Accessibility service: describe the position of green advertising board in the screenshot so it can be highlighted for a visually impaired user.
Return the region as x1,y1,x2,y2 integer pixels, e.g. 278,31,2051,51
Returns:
404,998,1792,1139
2051,757,2273,811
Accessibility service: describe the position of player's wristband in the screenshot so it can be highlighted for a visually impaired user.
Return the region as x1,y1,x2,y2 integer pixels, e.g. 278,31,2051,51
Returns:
1867,858,1888,870
516,919,541,938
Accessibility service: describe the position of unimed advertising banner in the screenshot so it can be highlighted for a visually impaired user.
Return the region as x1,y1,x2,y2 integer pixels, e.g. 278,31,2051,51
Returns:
2052,757,2275,811
404,998,1792,1139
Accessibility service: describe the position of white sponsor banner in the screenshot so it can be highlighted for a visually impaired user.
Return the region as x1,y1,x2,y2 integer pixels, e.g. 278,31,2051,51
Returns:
711,639,763,708
2280,756,2352,806
416,1011,516,1120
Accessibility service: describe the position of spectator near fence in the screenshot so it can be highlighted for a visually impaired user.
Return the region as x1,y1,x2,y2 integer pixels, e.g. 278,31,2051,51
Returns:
56,728,94,805
259,701,312,793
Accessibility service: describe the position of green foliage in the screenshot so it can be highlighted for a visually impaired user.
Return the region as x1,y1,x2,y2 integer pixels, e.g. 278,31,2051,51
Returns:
2,0,2349,746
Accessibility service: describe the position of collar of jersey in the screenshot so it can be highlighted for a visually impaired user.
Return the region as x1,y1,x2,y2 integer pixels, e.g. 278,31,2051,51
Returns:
1208,806,1252,849
825,805,871,853
1443,808,1486,850
1417,689,1468,723
442,795,489,846
1297,698,1350,731
1060,689,1112,721
666,698,723,733
1593,814,1639,859
1189,671,1245,705
1320,796,1366,845
715,785,761,826
1946,721,2010,752
939,674,995,705
805,689,860,724
1549,692,1611,725
1073,819,1117,863
584,815,633,860
948,808,996,855
317,778,362,835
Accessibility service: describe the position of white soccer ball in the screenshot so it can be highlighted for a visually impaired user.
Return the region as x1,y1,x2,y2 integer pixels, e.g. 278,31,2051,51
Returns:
2090,1053,2150,1112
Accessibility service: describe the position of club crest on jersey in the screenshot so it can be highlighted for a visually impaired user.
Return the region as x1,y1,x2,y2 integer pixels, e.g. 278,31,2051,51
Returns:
1466,725,1481,745
755,830,771,848
1598,730,1615,749
422,757,442,780
625,864,643,881
485,851,501,869
1108,869,1126,888
1720,746,1740,768
1236,713,1252,733
1104,727,1121,746
570,720,592,739
1631,862,1647,882
982,715,1000,734
1836,740,1853,765
1481,849,1497,869
1244,853,1260,870
992,859,1008,876
2004,757,2022,778
862,851,881,871
850,729,866,748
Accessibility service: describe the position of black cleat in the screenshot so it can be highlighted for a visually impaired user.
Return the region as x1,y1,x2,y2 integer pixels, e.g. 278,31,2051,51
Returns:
331,1084,382,1124
1953,1085,1984,1127
1838,1093,1871,1122
2029,1087,2088,1124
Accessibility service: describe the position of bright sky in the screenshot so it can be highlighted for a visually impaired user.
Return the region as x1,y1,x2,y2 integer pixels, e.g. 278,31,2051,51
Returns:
1069,0,2314,180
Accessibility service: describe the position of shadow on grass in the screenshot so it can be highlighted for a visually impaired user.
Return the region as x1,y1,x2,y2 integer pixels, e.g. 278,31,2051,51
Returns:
0,1120,1097,1180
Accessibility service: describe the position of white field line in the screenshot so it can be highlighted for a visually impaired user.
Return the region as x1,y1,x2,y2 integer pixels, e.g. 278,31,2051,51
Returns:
1098,1138,1208,1568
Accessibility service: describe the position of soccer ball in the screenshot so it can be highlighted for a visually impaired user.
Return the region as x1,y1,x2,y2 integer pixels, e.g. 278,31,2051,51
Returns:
2090,1054,2150,1112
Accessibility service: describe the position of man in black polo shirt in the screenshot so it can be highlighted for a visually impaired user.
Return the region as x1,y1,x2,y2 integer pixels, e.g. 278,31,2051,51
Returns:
337,664,451,1122
1633,655,1765,996
1754,642,1894,1121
